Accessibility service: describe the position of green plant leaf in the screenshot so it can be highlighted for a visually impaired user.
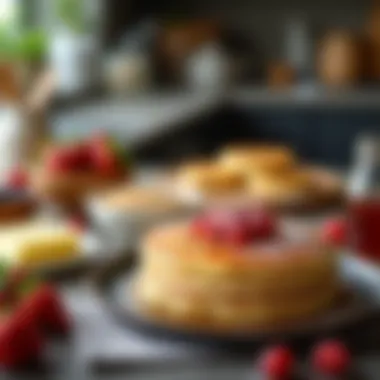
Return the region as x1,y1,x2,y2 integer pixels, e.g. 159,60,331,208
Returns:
17,29,47,61
0,28,47,62
56,0,86,33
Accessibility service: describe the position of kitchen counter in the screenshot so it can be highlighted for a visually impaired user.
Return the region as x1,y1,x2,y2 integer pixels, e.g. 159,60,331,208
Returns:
51,92,226,148
232,86,380,108
50,86,380,163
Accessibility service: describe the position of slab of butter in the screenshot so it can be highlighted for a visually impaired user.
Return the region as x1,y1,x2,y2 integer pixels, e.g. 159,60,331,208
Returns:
0,222,79,266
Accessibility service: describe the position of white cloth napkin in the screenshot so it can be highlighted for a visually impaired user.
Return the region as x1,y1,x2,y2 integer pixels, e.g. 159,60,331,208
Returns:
65,286,217,367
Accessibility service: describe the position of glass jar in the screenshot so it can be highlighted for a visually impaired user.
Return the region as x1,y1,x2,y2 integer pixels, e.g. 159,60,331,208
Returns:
105,51,151,95
348,134,380,259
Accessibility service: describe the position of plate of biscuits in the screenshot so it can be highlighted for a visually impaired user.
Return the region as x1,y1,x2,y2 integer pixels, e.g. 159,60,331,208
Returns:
161,144,344,213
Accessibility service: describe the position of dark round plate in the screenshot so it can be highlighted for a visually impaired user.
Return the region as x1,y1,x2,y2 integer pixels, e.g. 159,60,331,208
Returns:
94,255,380,347
0,188,37,223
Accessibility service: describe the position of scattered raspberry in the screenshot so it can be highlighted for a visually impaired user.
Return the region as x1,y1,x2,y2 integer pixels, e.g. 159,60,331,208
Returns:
26,284,71,335
0,310,44,368
311,339,351,375
258,345,295,378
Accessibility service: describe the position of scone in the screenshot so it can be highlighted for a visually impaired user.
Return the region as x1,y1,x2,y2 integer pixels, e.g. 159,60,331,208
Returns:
218,144,296,175
176,161,245,200
299,167,344,205
248,170,313,204
134,207,339,331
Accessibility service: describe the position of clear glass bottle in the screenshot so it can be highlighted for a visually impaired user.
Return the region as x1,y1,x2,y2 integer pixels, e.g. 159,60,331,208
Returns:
348,134,380,259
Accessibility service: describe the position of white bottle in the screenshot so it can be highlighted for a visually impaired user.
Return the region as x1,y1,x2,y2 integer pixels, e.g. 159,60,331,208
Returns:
0,104,30,180
185,43,232,90
348,134,380,198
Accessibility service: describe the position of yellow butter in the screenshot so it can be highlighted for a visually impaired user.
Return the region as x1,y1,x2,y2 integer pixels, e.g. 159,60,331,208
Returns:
0,223,79,266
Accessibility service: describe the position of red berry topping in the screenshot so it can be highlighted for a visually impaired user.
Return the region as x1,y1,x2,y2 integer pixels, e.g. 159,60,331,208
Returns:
240,207,277,240
223,222,251,246
6,168,29,189
71,143,93,171
258,345,295,378
311,339,351,375
46,142,94,173
191,207,278,246
322,218,347,246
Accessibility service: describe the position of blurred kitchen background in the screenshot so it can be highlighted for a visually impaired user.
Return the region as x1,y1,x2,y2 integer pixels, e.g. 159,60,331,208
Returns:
2,0,380,170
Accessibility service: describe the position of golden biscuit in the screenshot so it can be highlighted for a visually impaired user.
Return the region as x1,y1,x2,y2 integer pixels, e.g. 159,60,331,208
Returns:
176,161,245,196
219,144,297,175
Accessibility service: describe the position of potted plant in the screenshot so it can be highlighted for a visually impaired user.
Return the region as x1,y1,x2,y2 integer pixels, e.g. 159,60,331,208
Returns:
0,26,47,88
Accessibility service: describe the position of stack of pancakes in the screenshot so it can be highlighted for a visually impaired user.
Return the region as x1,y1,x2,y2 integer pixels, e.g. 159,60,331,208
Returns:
135,221,339,331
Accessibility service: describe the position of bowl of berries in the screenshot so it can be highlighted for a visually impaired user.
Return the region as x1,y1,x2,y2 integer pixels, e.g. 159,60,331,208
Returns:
32,131,132,210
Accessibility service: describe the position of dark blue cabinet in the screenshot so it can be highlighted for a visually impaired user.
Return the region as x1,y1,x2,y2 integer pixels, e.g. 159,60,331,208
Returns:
236,107,380,167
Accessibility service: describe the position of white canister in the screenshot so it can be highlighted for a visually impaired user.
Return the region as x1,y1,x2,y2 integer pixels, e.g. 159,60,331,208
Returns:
0,105,31,180
185,43,233,90
49,30,99,96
